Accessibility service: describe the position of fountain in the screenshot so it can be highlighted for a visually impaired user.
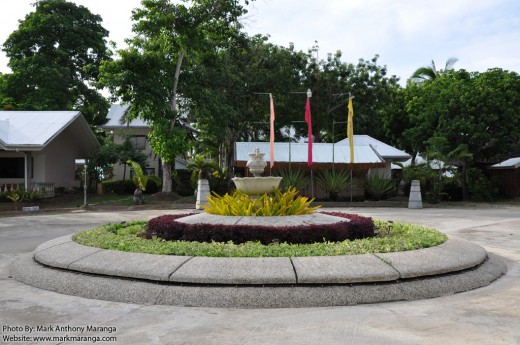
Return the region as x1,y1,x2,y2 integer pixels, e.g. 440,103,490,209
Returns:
232,148,282,196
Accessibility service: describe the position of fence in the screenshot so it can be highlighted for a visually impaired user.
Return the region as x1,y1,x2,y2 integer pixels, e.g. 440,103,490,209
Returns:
0,183,55,198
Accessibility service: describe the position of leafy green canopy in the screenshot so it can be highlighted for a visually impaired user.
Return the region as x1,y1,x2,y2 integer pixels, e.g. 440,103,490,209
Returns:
403,69,520,164
2,0,111,125
99,0,252,191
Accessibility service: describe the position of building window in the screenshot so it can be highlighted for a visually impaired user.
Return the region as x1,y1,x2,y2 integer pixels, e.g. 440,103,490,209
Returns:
130,136,146,150
130,167,155,178
0,157,25,178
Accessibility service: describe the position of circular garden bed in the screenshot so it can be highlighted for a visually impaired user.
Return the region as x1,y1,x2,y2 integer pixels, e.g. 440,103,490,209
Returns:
73,212,448,257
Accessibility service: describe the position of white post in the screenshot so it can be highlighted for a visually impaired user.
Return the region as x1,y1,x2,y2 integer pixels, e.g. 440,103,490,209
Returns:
408,180,423,209
196,179,210,210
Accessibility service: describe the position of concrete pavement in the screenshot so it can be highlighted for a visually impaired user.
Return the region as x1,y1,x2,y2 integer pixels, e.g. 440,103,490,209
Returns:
1,206,519,344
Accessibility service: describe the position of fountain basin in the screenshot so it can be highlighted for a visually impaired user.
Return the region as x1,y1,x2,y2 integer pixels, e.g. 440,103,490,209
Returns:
232,176,282,195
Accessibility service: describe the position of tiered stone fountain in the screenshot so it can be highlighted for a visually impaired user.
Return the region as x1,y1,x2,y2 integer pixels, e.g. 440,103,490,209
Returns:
232,148,282,196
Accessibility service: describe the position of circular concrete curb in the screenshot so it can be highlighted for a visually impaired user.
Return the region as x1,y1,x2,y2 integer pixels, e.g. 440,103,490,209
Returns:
10,236,507,308
11,253,506,308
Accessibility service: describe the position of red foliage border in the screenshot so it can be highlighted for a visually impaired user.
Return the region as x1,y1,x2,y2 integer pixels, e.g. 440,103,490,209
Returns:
146,212,374,245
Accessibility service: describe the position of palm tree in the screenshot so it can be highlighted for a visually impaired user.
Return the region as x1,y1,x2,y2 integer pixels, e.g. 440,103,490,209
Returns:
411,57,458,82
127,160,148,205
424,136,473,201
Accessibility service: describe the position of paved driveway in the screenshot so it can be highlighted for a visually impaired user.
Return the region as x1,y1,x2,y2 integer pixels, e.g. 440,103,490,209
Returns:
0,207,519,345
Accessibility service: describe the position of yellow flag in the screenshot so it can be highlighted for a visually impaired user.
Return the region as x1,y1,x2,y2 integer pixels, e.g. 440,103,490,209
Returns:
347,98,354,163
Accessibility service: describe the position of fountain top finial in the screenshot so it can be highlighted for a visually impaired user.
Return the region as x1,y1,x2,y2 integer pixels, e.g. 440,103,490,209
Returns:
247,148,267,177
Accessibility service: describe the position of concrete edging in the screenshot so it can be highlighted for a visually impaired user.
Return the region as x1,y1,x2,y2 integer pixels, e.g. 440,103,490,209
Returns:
8,235,506,308
32,235,488,285
11,253,506,308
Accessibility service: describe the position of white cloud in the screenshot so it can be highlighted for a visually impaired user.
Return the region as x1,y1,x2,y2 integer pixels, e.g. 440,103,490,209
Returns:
1,0,519,85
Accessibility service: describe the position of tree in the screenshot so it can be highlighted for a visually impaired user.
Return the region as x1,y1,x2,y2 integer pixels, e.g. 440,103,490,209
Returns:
424,136,472,202
395,68,520,200
0,73,16,109
2,0,111,125
309,54,401,142
185,33,306,175
99,0,251,192
410,57,458,83
89,136,147,183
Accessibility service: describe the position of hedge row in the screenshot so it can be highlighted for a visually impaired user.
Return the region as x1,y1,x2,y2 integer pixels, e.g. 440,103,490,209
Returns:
101,178,161,195
146,212,374,245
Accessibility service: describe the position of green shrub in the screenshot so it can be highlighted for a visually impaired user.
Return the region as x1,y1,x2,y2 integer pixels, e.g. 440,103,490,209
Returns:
205,188,320,216
316,169,352,201
101,180,135,194
365,173,395,201
277,168,310,192
467,168,499,201
399,163,436,197
173,169,195,196
209,167,231,195
146,175,162,194
441,180,463,201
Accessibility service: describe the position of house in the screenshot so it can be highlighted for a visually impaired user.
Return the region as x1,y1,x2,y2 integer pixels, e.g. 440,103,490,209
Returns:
336,135,411,176
102,104,189,181
235,135,410,199
0,111,99,196
489,157,520,198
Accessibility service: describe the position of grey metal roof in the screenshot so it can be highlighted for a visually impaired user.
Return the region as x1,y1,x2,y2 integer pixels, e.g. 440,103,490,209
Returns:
102,104,150,128
490,157,520,169
235,142,384,164
0,111,98,151
337,135,410,161
391,155,455,177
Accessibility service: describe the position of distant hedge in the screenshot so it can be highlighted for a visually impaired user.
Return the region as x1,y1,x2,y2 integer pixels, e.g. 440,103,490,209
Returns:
101,178,161,195
146,212,374,245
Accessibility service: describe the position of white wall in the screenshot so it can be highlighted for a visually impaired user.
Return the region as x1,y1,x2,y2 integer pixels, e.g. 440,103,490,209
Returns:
43,128,87,189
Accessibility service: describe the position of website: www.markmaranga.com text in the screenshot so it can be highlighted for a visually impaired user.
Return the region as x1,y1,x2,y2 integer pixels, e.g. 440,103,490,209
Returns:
2,325,117,343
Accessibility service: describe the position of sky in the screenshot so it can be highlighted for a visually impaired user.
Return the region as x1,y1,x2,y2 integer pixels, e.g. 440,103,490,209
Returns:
0,0,519,85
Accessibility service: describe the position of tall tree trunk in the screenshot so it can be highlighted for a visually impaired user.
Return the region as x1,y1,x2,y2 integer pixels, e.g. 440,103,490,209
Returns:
162,162,172,193
162,50,185,193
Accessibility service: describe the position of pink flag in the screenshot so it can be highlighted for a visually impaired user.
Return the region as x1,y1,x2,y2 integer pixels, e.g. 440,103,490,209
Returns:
305,96,313,166
269,93,275,169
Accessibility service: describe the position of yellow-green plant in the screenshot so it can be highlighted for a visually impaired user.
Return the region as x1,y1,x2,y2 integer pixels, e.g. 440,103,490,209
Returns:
6,192,22,211
127,159,147,191
204,188,320,216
